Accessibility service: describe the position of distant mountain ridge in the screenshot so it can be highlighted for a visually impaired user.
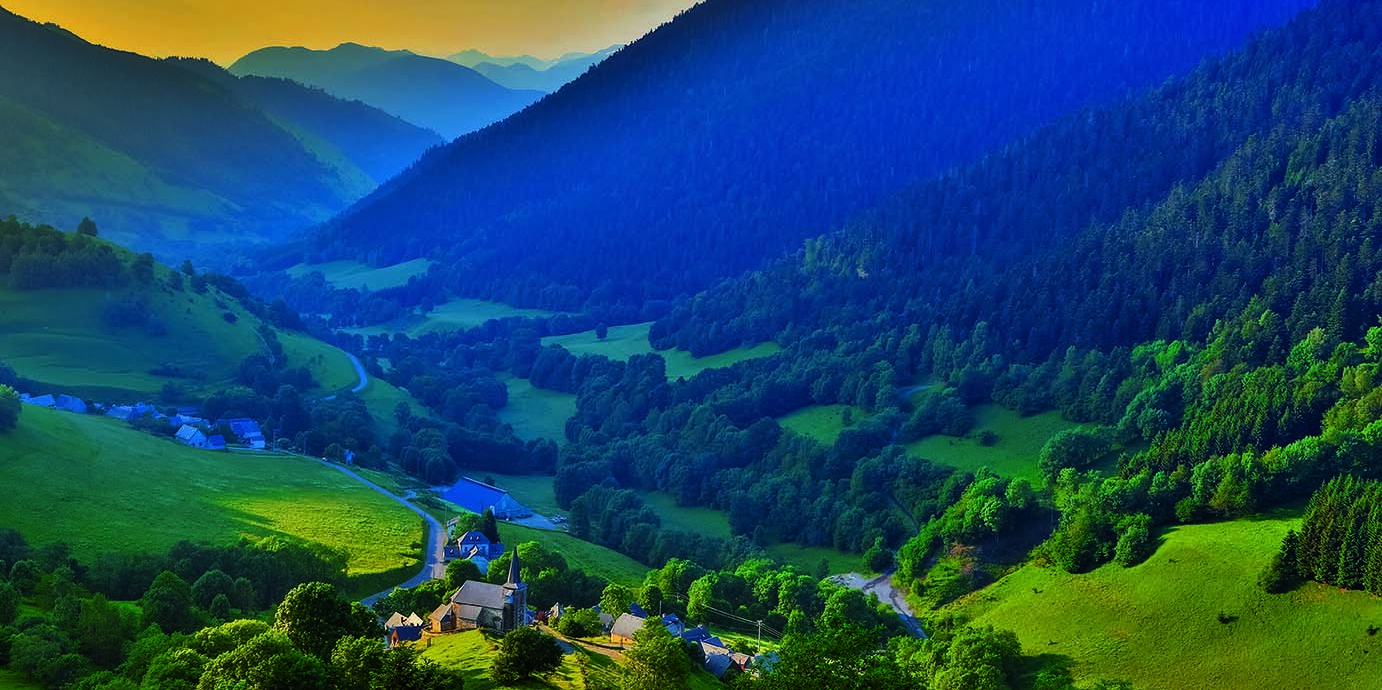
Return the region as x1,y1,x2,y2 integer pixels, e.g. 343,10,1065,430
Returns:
0,8,438,257
230,43,545,138
302,0,1319,312
448,46,622,92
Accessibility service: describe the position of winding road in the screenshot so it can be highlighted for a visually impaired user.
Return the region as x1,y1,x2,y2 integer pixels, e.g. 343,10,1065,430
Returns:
322,353,369,401
318,461,447,608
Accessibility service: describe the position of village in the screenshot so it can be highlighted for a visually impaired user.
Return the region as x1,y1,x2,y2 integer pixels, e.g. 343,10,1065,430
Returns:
381,522,776,684
18,390,269,452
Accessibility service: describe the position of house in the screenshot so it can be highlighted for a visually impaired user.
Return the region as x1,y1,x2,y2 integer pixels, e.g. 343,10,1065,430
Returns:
106,406,137,421
220,418,266,449
169,414,204,427
661,613,686,637
175,425,208,448
441,477,533,519
22,394,55,408
385,612,426,648
430,547,529,635
681,625,714,643
207,435,227,451
54,395,87,414
442,531,505,570
699,640,750,681
610,612,646,646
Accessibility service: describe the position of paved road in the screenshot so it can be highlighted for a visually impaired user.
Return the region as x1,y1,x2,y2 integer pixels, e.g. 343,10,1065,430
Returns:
833,571,927,638
323,353,369,401
346,353,368,393
319,461,447,608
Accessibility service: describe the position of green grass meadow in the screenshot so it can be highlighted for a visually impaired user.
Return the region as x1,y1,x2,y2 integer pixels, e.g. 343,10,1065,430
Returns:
542,322,781,380
764,543,861,576
499,523,650,587
497,376,577,442
348,298,563,338
0,407,423,588
950,517,1382,690
418,629,725,690
776,404,870,445
0,670,42,690
637,491,733,540
906,404,1086,481
285,259,433,291
0,282,356,401
484,474,564,517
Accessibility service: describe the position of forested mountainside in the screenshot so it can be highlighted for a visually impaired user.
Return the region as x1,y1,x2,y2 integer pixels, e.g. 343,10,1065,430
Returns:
0,9,432,257
167,58,442,185
229,43,545,139
313,0,1382,604
565,0,1382,574
301,0,1316,312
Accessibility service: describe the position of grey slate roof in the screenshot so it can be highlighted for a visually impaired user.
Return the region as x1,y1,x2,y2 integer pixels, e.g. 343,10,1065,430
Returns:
453,580,507,610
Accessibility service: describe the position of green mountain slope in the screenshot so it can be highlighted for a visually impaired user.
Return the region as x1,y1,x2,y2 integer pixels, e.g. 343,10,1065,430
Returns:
0,217,347,401
0,8,434,257
0,405,422,587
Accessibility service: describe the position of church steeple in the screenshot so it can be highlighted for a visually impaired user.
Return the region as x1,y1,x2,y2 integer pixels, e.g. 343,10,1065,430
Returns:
506,545,523,587
501,546,527,632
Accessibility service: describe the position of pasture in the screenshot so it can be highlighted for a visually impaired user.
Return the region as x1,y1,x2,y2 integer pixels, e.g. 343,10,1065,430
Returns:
497,376,576,442
541,322,781,380
347,298,563,338
0,407,423,589
949,517,1382,689
285,258,433,291
499,523,650,587
906,404,1086,481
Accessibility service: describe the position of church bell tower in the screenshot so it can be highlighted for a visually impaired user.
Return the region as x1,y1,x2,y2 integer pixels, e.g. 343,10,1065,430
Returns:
501,546,527,632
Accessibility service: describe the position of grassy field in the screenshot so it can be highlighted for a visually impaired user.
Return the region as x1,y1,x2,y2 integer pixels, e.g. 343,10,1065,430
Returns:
765,543,860,576
542,323,781,380
355,375,429,436
776,404,870,445
285,259,433,291
348,299,563,338
949,517,1382,690
637,492,733,540
0,280,350,401
0,407,423,589
499,523,649,587
906,405,1086,481
497,376,576,442
0,670,41,690
419,629,724,690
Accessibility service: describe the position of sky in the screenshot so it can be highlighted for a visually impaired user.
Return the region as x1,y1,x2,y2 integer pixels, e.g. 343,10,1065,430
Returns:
4,0,700,65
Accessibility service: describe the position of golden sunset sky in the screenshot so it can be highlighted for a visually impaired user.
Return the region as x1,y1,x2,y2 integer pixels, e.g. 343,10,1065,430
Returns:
4,0,699,65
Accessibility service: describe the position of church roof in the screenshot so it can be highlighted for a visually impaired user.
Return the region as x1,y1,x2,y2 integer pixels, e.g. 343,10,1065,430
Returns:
453,580,507,611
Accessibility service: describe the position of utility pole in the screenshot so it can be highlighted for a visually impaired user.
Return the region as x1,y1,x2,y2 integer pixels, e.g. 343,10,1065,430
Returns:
756,620,763,649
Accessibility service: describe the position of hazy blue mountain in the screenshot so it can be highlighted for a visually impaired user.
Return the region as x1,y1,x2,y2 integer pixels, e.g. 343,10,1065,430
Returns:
455,46,622,91
230,43,545,138
447,49,549,70
0,7,395,257
301,0,1318,312
167,57,442,184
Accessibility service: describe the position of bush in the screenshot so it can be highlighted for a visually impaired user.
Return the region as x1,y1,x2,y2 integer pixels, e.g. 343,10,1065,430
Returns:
0,385,19,431
556,608,603,638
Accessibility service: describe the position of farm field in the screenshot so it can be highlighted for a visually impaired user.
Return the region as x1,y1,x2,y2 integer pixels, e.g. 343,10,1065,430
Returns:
497,376,576,441
499,523,649,587
906,405,1086,481
285,258,433,291
764,543,860,577
0,407,423,589
347,298,563,338
949,517,1382,690
541,322,781,380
